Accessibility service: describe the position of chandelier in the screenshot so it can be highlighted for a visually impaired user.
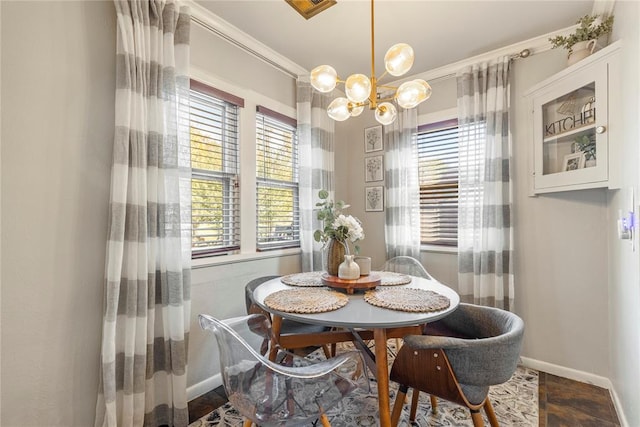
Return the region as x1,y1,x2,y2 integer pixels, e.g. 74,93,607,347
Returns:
309,0,432,125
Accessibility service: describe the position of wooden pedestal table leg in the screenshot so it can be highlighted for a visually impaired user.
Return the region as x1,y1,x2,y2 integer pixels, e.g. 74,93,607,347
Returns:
374,328,392,427
269,315,283,362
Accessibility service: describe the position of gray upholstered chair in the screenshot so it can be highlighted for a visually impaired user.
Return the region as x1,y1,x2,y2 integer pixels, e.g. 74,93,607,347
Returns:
381,256,433,280
245,276,333,357
389,303,524,427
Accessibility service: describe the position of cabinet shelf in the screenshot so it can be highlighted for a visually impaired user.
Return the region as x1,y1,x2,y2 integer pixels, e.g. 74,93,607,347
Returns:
543,123,595,143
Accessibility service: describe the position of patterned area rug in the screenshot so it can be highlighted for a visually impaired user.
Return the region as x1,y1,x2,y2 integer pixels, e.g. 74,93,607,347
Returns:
189,344,538,427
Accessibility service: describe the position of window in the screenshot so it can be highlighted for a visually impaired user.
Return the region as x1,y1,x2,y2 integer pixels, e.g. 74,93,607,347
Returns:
417,119,459,247
255,106,300,250
188,80,243,257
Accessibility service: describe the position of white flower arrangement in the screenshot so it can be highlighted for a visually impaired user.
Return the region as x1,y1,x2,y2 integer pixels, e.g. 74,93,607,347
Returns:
313,190,365,252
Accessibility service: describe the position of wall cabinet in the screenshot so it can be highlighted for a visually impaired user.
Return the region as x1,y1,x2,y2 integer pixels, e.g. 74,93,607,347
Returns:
525,41,620,194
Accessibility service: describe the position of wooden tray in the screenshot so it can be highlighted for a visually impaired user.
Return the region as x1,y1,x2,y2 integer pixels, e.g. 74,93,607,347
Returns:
321,273,381,294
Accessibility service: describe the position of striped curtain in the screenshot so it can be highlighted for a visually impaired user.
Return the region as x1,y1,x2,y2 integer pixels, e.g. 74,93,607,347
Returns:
297,79,335,272
456,56,514,310
384,108,420,259
95,1,192,426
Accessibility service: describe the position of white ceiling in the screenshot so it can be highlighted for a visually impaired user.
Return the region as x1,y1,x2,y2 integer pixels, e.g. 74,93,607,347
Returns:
194,0,595,79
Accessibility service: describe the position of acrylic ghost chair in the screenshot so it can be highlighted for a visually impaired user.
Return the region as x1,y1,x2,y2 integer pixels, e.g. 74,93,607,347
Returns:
388,303,524,426
198,313,367,427
380,256,433,280
379,256,434,353
245,276,335,357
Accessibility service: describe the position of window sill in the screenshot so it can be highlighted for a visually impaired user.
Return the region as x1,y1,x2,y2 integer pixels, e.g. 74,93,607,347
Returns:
191,248,301,269
421,244,458,254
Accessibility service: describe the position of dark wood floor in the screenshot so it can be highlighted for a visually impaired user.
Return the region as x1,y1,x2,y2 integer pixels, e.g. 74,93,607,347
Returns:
189,370,620,426
539,372,620,426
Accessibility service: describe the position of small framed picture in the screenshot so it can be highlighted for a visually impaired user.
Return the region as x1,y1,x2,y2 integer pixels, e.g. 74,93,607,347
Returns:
562,152,585,171
365,155,384,182
365,186,384,212
364,125,383,153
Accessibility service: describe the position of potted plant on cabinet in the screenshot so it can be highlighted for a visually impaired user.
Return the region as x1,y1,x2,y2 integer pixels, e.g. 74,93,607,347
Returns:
549,14,614,66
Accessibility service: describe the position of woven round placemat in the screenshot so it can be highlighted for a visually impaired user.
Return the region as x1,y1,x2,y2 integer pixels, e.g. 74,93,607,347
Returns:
364,288,450,312
280,272,323,287
373,271,412,286
264,288,349,314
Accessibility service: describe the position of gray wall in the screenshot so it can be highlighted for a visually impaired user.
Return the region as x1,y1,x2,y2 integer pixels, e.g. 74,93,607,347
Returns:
1,1,114,425
511,50,610,376
607,2,640,426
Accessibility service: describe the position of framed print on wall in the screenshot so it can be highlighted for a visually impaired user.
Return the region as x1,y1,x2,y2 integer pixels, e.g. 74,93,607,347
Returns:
365,186,384,212
365,155,383,182
364,125,383,152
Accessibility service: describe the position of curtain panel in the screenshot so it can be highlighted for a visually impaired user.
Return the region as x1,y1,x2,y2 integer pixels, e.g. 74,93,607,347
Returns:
96,1,192,426
384,108,421,259
297,79,335,272
456,56,514,310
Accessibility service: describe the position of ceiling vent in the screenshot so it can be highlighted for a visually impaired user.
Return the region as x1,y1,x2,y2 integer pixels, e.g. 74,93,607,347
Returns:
285,0,337,20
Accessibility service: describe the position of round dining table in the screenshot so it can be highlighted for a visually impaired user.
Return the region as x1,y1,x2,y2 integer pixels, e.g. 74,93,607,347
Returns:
253,273,460,427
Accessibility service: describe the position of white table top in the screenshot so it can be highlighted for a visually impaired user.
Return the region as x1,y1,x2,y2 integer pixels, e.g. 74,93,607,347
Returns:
253,274,460,329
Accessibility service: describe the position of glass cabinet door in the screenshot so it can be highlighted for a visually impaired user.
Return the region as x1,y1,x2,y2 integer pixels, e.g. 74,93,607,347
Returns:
541,82,596,175
531,58,608,193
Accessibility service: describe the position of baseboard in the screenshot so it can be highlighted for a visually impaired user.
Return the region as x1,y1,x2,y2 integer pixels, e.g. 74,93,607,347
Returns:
609,383,631,427
520,356,611,388
187,373,223,402
520,356,630,427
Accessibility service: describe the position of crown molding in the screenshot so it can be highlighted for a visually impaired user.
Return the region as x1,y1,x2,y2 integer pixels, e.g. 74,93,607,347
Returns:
393,24,583,86
185,0,308,79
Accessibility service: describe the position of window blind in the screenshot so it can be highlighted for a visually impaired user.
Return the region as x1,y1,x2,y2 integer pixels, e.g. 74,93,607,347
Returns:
256,106,300,250
417,119,459,247
188,80,242,257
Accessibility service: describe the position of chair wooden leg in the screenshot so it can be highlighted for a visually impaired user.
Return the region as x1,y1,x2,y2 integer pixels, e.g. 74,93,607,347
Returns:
321,344,332,358
429,394,438,414
242,420,253,427
470,409,484,427
484,398,499,427
410,389,420,420
320,413,331,427
391,385,408,426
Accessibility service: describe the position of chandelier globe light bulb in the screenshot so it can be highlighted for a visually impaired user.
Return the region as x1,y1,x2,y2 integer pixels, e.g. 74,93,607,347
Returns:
396,79,432,109
384,43,414,77
375,102,397,125
327,97,351,121
345,74,372,103
310,65,338,93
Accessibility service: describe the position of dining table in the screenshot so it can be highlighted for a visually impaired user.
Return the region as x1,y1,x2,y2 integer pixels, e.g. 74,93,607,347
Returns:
252,272,460,427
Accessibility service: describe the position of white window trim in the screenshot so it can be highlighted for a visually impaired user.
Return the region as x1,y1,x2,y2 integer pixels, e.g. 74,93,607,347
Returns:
190,66,297,260
418,107,459,254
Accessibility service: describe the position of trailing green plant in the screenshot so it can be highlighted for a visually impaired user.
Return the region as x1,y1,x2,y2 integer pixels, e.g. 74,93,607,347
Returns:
549,14,614,54
574,134,596,160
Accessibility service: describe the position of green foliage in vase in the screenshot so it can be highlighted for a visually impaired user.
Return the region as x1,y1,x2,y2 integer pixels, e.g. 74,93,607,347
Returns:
313,190,364,253
549,14,614,54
